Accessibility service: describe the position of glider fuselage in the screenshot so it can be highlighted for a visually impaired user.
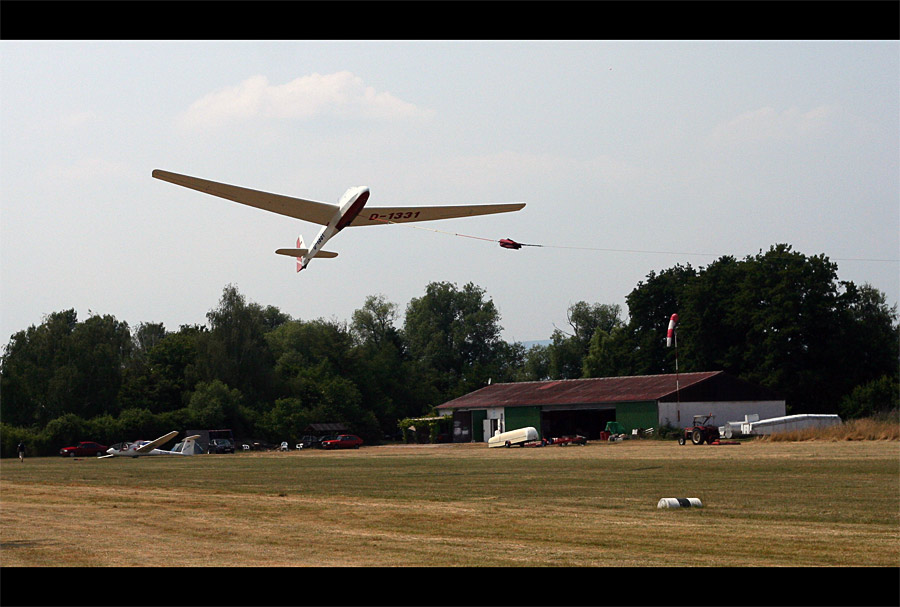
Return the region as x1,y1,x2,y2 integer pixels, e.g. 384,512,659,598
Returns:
105,443,178,457
301,186,369,271
100,430,193,458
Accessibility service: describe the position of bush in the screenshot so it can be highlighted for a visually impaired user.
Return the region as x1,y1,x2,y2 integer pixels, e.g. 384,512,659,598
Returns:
0,423,37,458
840,376,899,419
38,413,88,454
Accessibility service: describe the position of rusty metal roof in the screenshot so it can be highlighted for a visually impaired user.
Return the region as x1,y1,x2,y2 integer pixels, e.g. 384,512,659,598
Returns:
436,371,724,409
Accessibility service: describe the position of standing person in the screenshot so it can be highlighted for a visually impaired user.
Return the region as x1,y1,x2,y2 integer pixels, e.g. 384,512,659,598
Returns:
17,441,25,463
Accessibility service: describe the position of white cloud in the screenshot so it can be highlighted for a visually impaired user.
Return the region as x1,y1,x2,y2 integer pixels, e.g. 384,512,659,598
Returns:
707,105,839,147
178,71,433,130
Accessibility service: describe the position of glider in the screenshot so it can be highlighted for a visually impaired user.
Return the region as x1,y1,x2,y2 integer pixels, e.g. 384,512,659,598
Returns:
100,431,200,458
152,170,526,272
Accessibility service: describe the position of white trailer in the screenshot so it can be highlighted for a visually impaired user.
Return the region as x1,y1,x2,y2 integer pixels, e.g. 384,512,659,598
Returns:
488,426,539,448
742,414,842,436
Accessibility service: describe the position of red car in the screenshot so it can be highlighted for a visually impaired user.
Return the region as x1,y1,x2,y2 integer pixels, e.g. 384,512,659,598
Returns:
59,441,108,457
320,434,363,450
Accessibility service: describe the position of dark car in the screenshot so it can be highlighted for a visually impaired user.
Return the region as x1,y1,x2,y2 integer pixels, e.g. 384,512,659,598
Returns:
208,438,235,454
297,435,322,449
320,434,363,450
59,441,108,457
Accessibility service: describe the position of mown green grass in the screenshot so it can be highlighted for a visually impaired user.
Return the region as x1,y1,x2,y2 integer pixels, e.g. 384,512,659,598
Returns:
1,440,898,568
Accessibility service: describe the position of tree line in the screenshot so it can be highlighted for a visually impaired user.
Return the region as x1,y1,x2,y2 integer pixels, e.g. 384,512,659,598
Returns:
2,244,897,456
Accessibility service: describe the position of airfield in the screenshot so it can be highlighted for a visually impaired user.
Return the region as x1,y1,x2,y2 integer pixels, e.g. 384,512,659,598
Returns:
2,439,897,570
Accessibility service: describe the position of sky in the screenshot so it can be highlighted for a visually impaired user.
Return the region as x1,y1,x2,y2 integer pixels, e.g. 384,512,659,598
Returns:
1,40,898,347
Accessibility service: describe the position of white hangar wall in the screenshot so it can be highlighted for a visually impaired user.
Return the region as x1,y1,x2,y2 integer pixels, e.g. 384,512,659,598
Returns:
658,400,786,429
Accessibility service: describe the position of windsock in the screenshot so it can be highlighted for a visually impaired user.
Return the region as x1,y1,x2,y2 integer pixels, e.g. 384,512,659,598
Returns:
666,314,679,347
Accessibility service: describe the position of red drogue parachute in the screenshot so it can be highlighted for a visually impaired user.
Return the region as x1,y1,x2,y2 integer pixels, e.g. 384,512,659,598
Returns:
499,238,523,249
666,313,679,347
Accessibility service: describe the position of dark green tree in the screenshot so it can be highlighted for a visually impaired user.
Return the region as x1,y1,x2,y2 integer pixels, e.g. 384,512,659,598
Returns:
582,325,633,378
839,375,899,419
119,324,204,413
403,281,512,400
186,379,244,430
196,285,287,406
0,310,132,426
350,295,427,433
626,244,899,414
625,264,697,375
516,343,551,381
1,310,79,426
548,302,625,379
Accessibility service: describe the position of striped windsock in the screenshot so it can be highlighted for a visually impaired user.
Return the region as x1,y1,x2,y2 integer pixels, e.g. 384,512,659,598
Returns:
666,313,679,347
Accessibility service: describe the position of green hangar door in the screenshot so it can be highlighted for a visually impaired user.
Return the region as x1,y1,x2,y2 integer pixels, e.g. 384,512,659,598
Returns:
540,407,615,440
504,406,541,435
614,401,659,433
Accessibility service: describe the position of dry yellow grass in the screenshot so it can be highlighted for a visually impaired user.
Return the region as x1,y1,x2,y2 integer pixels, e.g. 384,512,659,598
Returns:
760,415,900,442
1,440,898,573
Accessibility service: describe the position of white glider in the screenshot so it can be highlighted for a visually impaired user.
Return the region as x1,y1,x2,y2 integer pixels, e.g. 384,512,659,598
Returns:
152,169,526,272
100,431,200,458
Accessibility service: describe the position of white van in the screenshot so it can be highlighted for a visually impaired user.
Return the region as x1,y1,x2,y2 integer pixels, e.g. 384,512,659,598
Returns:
488,426,539,448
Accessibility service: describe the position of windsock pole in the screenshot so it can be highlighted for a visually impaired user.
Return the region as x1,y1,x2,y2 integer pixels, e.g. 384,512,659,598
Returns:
667,314,680,422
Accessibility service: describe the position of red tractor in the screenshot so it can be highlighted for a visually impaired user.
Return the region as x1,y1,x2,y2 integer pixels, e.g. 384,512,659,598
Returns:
677,414,720,445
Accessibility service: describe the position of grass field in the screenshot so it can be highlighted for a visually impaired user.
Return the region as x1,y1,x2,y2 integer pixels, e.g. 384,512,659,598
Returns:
2,438,898,571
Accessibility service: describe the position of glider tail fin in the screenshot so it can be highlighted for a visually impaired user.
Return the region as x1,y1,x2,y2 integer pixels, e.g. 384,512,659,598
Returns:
273,237,308,272
295,236,305,273
274,235,339,272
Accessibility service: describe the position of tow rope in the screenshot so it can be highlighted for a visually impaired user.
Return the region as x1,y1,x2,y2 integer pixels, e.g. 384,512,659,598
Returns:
370,218,899,262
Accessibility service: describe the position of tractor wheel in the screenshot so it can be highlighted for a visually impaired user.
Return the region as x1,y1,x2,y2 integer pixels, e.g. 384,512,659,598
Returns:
677,436,686,445
692,429,703,445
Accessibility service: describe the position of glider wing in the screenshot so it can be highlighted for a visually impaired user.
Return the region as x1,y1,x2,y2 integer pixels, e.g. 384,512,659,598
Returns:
152,170,337,226
349,203,526,226
135,430,179,453
275,248,339,258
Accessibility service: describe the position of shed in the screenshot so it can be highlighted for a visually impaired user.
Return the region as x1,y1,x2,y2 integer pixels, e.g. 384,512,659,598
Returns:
304,423,350,436
435,371,785,442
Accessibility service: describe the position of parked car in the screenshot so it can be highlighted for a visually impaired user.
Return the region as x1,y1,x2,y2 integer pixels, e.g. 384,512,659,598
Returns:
297,435,322,449
59,441,108,457
208,438,235,454
320,434,363,450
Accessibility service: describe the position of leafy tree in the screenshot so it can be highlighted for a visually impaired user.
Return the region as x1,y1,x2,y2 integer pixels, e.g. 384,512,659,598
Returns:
116,407,161,441
350,295,427,432
131,322,167,363
547,302,625,379
0,310,131,426
625,264,697,375
351,294,402,349
626,244,898,414
516,343,551,381
403,281,511,399
1,310,79,426
266,318,358,385
583,325,633,378
196,285,286,406
67,314,132,419
834,282,899,396
39,412,88,453
256,397,304,441
187,380,244,431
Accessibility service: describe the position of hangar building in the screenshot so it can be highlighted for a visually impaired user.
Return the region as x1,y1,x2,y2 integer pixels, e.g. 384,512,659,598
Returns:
435,371,785,443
